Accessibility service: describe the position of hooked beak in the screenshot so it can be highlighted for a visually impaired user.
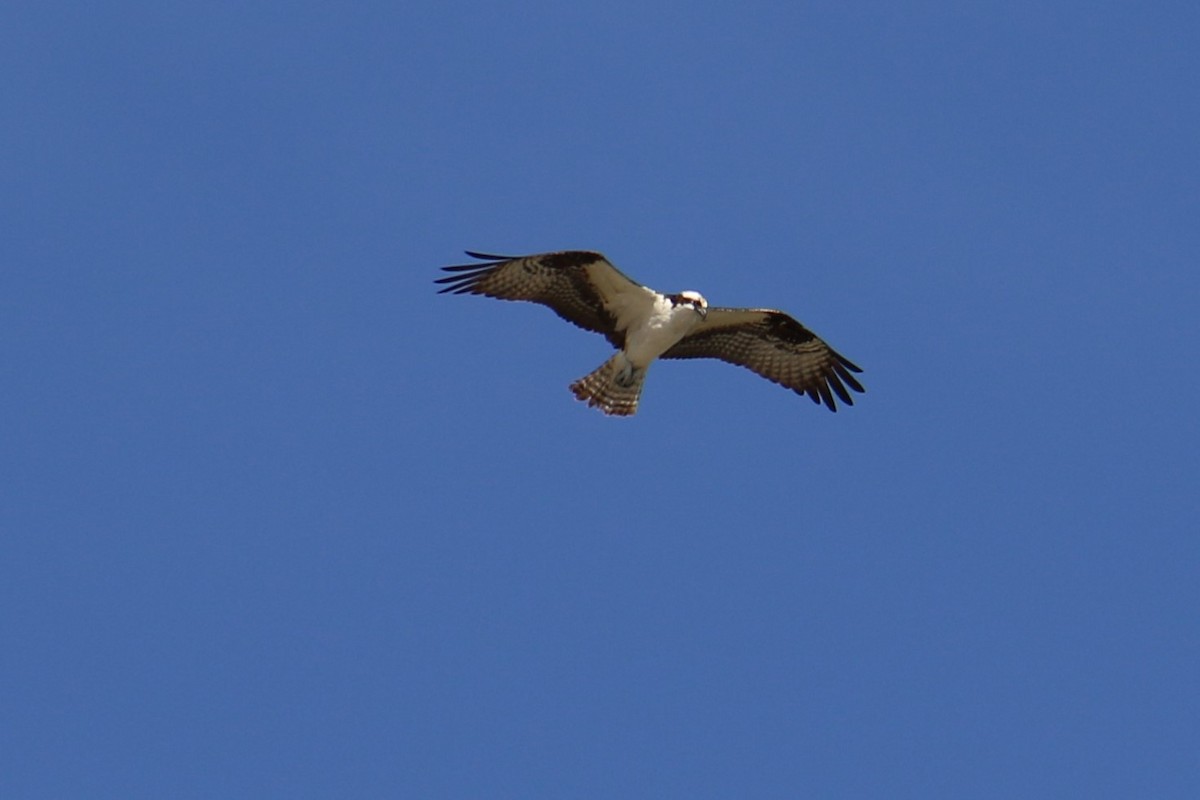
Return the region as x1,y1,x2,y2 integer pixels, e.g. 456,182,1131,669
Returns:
697,305,708,320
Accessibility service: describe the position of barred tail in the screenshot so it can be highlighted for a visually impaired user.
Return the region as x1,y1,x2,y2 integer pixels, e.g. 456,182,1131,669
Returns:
569,355,646,417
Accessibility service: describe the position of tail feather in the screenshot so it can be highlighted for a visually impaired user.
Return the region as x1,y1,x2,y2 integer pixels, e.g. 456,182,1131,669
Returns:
570,355,646,416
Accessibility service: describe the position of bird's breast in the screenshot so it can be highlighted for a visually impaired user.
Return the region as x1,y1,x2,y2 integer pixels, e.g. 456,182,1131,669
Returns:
622,301,702,366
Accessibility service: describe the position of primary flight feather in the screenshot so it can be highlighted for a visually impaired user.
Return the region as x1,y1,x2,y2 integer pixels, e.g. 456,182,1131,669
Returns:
436,250,864,416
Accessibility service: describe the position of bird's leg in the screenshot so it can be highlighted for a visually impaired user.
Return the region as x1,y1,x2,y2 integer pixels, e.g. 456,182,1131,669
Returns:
615,361,640,388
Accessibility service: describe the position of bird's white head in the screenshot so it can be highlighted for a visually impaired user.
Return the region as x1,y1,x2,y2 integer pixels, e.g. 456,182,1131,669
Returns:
677,290,708,320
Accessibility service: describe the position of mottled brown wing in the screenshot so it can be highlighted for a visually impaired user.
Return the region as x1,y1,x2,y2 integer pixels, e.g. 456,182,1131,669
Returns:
662,308,865,411
435,251,640,348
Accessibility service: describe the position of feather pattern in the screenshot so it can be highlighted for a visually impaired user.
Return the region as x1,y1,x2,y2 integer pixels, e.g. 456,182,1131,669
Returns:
435,251,644,349
662,308,864,411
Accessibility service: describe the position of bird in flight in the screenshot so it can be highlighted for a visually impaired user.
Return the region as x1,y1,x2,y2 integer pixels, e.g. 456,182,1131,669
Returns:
436,250,864,416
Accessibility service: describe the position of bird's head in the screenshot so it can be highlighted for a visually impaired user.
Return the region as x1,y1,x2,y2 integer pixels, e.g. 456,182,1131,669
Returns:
677,290,708,320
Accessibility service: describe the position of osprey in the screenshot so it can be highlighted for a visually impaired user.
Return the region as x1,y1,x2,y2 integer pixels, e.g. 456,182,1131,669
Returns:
436,250,864,416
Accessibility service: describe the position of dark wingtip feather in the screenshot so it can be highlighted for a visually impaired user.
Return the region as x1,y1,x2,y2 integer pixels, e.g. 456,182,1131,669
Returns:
439,263,490,273
829,375,853,406
838,353,864,373
463,250,517,262
435,261,499,294
818,381,836,411
830,360,865,394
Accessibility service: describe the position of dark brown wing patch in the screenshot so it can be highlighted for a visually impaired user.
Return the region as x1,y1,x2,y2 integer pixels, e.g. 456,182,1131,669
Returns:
662,308,864,412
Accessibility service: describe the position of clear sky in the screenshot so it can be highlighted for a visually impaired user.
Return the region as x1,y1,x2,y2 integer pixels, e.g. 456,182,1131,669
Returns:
4,1,1198,797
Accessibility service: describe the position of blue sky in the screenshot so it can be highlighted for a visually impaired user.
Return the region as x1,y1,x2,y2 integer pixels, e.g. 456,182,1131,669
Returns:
4,1,1198,796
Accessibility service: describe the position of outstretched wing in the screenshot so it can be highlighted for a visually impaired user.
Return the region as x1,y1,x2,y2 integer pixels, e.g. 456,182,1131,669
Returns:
435,251,649,348
662,308,865,411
